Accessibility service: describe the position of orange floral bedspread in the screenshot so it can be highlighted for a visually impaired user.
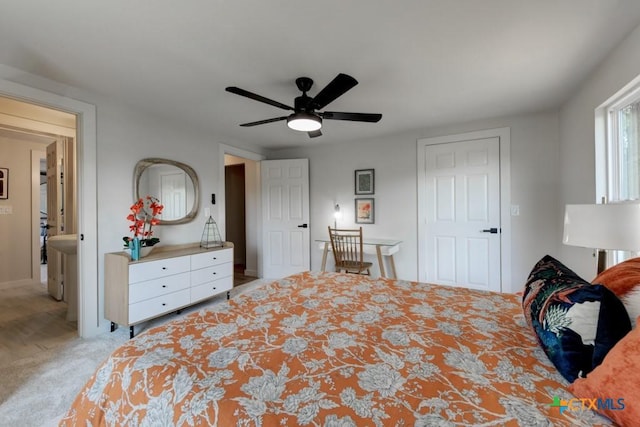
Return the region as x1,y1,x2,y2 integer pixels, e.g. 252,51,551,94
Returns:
61,272,610,426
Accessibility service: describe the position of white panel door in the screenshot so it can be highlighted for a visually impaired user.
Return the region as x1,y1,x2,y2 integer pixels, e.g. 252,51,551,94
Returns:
261,159,310,278
424,138,501,291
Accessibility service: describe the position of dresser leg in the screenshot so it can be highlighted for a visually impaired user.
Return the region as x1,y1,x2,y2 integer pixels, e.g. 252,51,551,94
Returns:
176,310,182,315
110,322,116,332
227,291,230,300
129,326,134,339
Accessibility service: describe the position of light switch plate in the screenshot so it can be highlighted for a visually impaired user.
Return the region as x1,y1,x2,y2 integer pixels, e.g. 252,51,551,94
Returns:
510,205,520,216
0,205,12,215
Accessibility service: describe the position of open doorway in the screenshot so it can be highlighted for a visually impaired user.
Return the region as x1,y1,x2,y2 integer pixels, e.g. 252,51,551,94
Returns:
225,163,246,271
1,79,98,338
0,96,79,356
224,154,259,285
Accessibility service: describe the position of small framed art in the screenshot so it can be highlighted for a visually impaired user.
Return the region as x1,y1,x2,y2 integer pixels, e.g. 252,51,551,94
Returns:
355,169,374,195
0,168,8,200
355,198,374,224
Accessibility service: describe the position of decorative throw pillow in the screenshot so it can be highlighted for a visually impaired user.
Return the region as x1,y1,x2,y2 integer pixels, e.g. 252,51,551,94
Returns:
569,316,640,426
592,257,640,328
522,255,631,382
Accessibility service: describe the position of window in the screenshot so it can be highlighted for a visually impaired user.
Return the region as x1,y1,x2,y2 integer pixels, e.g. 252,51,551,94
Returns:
608,89,640,202
598,80,640,262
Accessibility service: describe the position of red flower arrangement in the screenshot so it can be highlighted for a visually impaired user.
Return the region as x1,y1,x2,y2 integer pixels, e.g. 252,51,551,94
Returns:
123,195,164,247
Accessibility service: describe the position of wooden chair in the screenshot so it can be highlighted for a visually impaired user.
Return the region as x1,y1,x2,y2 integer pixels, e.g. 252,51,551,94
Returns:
328,226,373,275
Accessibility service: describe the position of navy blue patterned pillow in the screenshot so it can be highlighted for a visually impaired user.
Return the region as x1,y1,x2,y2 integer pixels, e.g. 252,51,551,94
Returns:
522,255,631,382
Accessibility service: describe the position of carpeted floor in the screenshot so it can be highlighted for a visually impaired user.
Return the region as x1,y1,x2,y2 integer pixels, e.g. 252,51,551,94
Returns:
0,278,270,427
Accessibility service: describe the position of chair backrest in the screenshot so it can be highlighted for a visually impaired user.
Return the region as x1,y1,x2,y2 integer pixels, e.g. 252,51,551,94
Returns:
328,226,365,267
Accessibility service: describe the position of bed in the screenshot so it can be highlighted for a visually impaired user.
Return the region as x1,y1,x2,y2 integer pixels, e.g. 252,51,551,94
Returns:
60,270,612,426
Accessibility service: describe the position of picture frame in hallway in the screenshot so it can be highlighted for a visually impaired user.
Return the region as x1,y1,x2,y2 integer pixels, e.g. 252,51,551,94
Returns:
0,168,8,199
355,198,374,224
355,169,374,195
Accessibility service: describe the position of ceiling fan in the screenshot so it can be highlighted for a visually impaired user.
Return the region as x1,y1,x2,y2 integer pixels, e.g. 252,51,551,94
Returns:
225,73,382,138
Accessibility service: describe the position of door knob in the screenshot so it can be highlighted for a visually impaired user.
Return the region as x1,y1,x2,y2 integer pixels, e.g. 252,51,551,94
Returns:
481,228,499,234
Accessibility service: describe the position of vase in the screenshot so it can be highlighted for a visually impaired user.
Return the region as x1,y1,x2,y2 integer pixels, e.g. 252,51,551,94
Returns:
130,237,140,261
140,245,156,258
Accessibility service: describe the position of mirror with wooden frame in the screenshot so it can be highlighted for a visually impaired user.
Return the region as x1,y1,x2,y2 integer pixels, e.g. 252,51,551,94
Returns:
133,158,199,225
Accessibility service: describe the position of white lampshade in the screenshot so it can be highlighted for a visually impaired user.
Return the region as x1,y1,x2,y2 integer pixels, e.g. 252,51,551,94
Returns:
563,203,640,251
287,113,322,132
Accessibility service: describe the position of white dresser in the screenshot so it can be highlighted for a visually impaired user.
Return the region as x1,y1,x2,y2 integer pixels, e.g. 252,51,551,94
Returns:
105,242,233,338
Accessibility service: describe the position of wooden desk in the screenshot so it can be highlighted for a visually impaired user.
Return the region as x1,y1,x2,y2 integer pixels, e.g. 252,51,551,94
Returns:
317,238,402,278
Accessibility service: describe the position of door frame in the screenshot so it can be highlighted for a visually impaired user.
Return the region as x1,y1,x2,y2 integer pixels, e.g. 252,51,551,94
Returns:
417,127,511,290
0,78,98,337
218,144,265,277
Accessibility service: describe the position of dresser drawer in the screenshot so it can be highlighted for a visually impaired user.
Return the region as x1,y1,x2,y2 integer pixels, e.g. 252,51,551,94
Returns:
129,255,190,283
190,262,232,286
129,272,190,304
191,248,233,270
128,288,191,324
191,276,233,303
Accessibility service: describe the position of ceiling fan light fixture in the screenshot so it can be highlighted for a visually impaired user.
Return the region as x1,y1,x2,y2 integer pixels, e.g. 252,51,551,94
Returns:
287,112,322,132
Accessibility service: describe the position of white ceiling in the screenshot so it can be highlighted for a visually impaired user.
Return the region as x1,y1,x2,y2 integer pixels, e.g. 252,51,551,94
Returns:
1,1,639,150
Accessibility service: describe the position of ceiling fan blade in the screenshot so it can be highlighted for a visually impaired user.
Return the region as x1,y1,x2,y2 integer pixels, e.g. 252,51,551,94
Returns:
226,87,294,111
308,130,322,138
239,116,288,127
310,73,358,110
321,111,382,122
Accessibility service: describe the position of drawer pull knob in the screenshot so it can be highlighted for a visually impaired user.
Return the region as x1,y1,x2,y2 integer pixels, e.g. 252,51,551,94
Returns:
162,285,167,288
162,303,166,306
162,267,167,270
213,287,217,290
213,257,217,260
213,272,217,275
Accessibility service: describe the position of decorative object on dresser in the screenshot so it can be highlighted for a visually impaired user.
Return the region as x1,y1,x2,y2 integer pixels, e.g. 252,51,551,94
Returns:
105,242,234,338
122,195,164,260
200,216,223,248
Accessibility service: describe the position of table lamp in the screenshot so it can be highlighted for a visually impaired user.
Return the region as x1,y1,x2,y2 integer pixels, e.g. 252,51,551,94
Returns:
563,203,640,274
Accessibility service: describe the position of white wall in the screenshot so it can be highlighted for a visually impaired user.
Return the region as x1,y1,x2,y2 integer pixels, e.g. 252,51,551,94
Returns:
559,22,640,280
272,110,561,290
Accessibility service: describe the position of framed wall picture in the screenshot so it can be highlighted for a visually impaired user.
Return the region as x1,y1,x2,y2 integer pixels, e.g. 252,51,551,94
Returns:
355,198,374,224
0,168,8,200
355,169,374,195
